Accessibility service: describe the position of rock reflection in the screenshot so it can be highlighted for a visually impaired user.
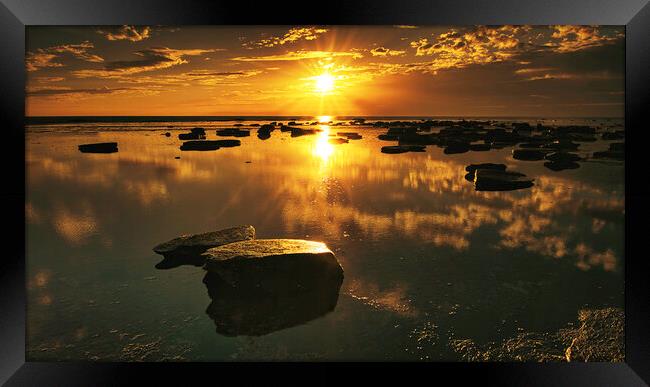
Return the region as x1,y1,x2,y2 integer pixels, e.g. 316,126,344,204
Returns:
203,271,342,337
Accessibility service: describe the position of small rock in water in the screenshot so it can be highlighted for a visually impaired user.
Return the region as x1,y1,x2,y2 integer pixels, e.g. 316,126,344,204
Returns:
153,225,256,266
545,152,582,163
329,138,349,145
164,132,171,137
213,139,241,147
216,128,250,137
179,132,205,140
444,142,470,154
464,163,506,182
381,145,426,154
544,161,580,171
78,142,118,154
469,143,491,152
179,141,220,151
512,148,546,161
338,132,362,140
473,169,534,191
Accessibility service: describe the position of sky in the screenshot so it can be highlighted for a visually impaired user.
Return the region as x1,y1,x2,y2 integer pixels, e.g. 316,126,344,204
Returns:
25,25,624,117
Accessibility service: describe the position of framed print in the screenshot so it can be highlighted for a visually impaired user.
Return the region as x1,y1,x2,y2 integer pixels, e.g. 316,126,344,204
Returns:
1,0,649,385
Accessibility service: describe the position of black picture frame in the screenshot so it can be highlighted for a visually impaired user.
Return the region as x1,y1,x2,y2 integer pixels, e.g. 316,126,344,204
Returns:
1,0,649,385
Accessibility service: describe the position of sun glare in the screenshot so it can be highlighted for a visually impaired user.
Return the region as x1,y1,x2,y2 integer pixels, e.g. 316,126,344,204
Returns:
314,73,335,94
317,115,332,123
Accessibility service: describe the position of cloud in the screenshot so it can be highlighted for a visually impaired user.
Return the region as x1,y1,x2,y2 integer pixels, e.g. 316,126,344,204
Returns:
231,50,363,62
35,76,65,83
26,41,103,71
408,25,623,74
72,47,220,77
26,85,164,100
27,86,134,96
243,27,328,48
394,25,418,29
370,47,406,57
98,25,152,41
525,73,576,81
514,67,554,74
101,69,262,87
546,25,623,53
26,53,63,72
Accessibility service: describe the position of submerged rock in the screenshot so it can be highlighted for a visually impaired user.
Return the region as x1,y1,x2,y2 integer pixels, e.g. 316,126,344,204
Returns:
544,161,580,171
203,269,342,336
153,225,256,261
78,142,118,153
592,150,624,161
565,308,624,362
381,145,426,154
601,131,624,140
474,169,534,191
608,142,624,152
450,307,623,362
203,239,343,290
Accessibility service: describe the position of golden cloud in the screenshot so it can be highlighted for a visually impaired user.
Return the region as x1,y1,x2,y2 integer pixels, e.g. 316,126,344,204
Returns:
98,25,152,42
243,27,328,48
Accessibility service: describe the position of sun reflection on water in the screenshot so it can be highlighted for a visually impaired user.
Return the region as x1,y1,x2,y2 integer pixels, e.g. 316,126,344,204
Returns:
313,125,333,163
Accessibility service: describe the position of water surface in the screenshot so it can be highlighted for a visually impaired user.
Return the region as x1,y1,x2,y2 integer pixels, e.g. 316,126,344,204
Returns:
26,118,624,361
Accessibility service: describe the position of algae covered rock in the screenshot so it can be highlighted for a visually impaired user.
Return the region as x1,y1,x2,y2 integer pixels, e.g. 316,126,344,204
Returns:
153,225,256,258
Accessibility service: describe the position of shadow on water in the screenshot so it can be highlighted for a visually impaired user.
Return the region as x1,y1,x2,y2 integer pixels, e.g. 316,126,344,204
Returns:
202,269,343,337
155,253,206,270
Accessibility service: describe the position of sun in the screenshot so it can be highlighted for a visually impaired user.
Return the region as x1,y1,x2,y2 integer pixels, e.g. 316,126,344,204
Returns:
314,73,335,94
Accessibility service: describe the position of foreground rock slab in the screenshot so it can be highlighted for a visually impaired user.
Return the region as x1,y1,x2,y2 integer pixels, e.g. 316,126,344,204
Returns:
78,142,118,153
203,239,344,291
153,225,256,261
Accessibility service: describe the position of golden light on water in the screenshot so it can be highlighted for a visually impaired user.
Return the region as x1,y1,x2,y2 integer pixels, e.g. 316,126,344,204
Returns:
313,125,333,162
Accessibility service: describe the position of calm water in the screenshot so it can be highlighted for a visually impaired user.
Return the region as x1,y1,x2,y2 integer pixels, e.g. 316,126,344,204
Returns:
26,118,624,361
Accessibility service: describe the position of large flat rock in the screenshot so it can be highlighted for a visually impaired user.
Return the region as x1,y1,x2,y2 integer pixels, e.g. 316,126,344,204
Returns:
153,225,255,258
203,239,343,291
